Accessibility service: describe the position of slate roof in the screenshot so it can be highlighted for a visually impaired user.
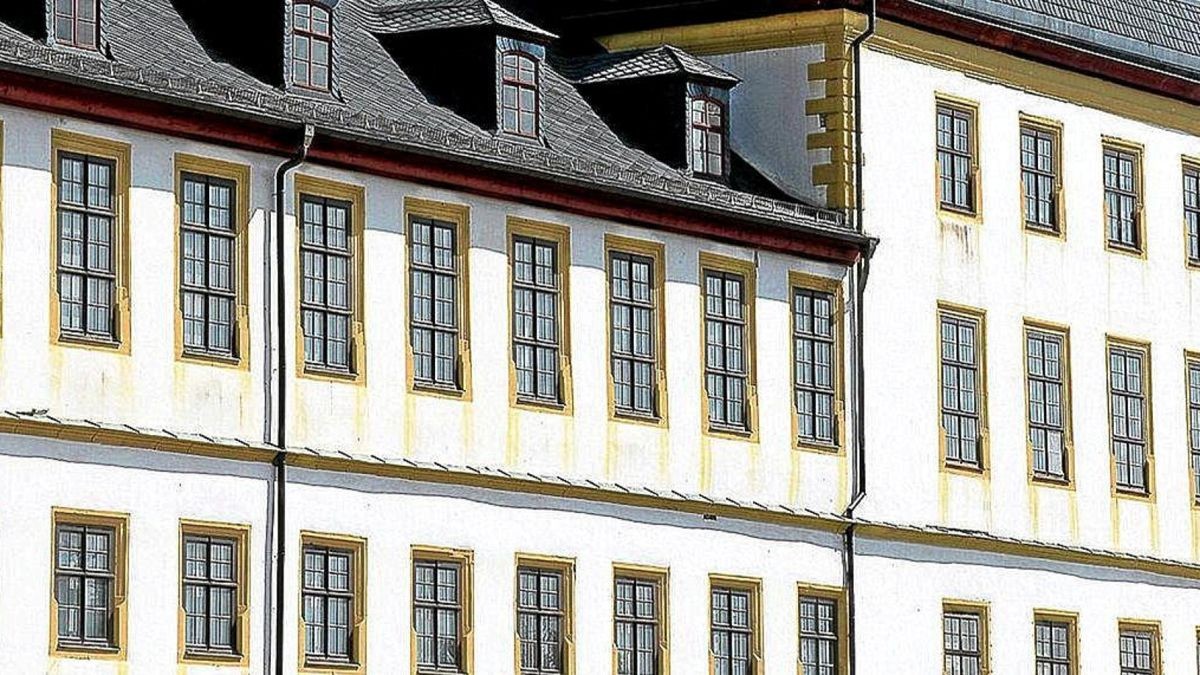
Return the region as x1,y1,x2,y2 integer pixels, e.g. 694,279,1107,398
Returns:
913,0,1200,80
559,44,741,85
369,0,556,39
0,0,855,241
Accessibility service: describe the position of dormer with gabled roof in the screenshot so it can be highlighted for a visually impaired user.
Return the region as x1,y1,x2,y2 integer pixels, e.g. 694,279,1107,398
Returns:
561,45,740,181
369,0,556,137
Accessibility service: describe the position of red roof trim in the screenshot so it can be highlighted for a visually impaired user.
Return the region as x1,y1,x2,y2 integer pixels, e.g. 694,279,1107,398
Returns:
0,69,861,264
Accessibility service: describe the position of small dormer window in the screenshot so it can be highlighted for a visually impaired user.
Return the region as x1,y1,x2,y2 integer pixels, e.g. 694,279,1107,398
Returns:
690,98,726,178
54,0,99,50
292,1,332,91
501,51,539,137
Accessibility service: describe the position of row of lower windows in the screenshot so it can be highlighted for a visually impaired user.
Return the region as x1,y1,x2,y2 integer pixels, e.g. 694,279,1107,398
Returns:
938,305,1200,499
47,509,841,674
935,97,1200,263
45,131,844,448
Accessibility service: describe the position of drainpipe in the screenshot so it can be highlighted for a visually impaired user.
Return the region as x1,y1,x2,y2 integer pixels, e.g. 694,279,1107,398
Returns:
269,123,314,675
844,2,877,675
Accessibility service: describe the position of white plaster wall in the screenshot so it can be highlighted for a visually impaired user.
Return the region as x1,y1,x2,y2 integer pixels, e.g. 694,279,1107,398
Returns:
857,47,1200,560
0,104,852,516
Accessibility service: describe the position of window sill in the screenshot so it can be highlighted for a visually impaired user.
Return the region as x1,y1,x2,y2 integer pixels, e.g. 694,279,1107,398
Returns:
796,439,842,454
1023,223,1063,239
302,364,361,384
514,396,569,415
1105,242,1145,258
705,423,754,440
303,657,361,672
612,409,663,427
412,381,467,399
182,648,243,664
180,349,242,368
1114,487,1152,500
1030,474,1073,489
56,332,123,352
942,460,986,476
53,642,122,660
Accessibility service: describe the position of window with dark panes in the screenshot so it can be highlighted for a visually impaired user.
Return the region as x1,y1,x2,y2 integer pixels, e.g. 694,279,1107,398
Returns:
300,195,353,372
711,587,753,675
799,596,837,675
794,288,836,446
705,270,749,431
1119,628,1156,675
610,251,657,417
409,216,460,389
1035,619,1072,675
512,235,561,404
57,151,117,342
414,559,462,673
940,312,983,468
1109,345,1149,494
518,567,564,675
502,52,539,137
54,0,99,50
942,611,982,675
180,173,236,357
1188,359,1200,502
937,104,975,213
691,98,725,177
55,524,115,649
183,535,237,655
302,545,353,664
292,1,332,91
1185,165,1199,264
615,576,660,675
1027,329,1067,481
1104,146,1141,251
1021,125,1059,232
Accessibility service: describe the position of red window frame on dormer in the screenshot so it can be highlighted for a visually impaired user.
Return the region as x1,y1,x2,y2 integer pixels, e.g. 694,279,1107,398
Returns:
501,51,539,138
54,0,100,51
690,97,726,178
292,1,333,92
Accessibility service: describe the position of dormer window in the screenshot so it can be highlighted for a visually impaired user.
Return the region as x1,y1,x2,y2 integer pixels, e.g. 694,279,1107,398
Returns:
54,0,99,50
292,1,332,91
690,98,726,178
501,51,539,137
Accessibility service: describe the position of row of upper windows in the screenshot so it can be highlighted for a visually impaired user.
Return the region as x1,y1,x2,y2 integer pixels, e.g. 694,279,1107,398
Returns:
936,304,1200,500
44,129,841,448
934,98,1200,263
47,508,841,674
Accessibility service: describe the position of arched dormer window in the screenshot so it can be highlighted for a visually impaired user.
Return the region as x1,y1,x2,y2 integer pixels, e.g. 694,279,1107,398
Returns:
690,97,726,178
54,0,100,50
292,1,332,91
501,51,539,138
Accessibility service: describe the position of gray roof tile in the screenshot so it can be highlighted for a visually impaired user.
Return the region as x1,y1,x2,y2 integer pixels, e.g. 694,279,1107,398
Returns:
560,44,740,85
369,0,556,39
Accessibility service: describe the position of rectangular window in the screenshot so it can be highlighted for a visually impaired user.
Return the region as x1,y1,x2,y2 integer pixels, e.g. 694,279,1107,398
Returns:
1021,122,1061,234
409,216,462,390
517,558,573,675
57,151,116,342
182,536,237,655
180,173,237,357
614,569,666,675
292,2,332,91
799,594,839,675
942,608,985,675
793,280,839,448
54,0,100,50
940,308,986,470
1026,326,1070,482
51,509,127,657
1108,341,1151,495
703,259,756,434
1034,617,1074,675
1185,163,1200,265
510,219,571,409
1119,625,1158,675
1189,357,1200,503
710,578,760,675
412,548,473,675
609,248,660,418
1104,143,1143,253
937,101,977,214
302,545,354,664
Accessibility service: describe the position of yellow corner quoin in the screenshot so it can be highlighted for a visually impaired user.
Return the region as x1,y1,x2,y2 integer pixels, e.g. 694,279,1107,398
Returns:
604,234,669,428
48,128,133,355
293,173,368,385
506,216,574,415
514,554,575,675
789,271,846,454
611,563,670,675
403,196,474,400
298,531,368,675
48,507,130,662
411,545,474,675
173,153,253,370
698,251,760,442
177,520,251,667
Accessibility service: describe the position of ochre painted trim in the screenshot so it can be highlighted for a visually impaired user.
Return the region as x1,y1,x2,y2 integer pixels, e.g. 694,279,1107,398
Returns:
1100,138,1147,260
177,520,252,667
796,583,849,675
1104,335,1155,501
411,545,474,675
611,564,670,675
934,95,983,225
1032,610,1079,675
936,302,990,476
789,272,846,454
514,554,575,675
49,507,130,662
698,251,760,442
942,599,990,675
707,574,764,675
1022,319,1075,490
298,531,368,675
1017,115,1067,240
604,234,669,427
